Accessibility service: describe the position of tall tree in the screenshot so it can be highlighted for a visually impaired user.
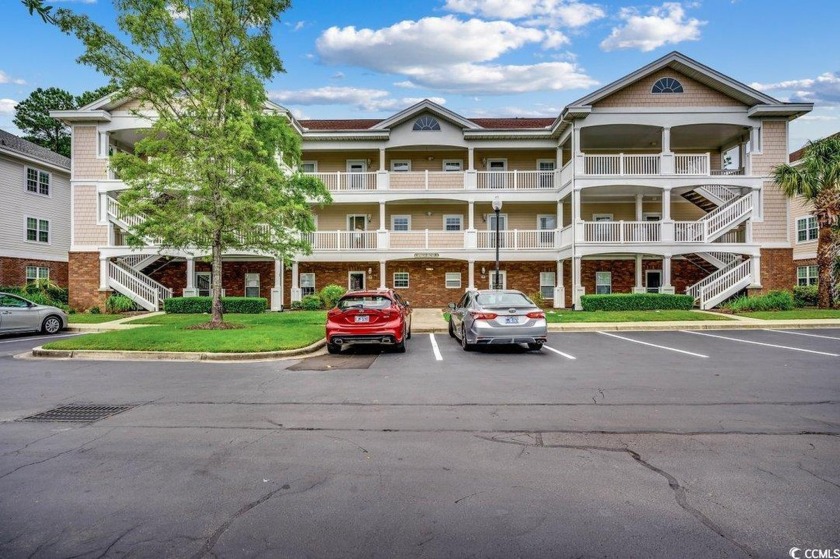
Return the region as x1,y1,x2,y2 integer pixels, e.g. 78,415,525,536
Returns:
75,83,119,108
43,0,328,325
13,87,75,156
773,136,840,308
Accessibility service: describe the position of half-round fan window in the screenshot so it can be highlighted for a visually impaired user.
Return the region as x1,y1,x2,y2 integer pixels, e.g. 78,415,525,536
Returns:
651,77,684,94
413,116,441,131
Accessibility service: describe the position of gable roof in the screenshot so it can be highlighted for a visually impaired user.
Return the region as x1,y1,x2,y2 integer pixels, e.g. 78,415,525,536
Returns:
0,130,70,171
789,131,840,163
469,118,554,129
299,119,383,131
372,99,480,130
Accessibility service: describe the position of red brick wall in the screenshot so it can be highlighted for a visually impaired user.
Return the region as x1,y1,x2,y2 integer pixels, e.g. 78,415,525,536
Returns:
0,257,68,288
149,260,279,299
68,252,109,311
748,248,796,295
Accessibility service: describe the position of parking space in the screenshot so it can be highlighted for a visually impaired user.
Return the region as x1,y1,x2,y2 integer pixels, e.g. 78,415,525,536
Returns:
0,332,80,358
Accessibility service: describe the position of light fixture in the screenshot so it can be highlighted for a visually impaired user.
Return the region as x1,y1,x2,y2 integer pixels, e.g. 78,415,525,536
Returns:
481,158,487,167
481,214,487,223
427,155,434,161
367,267,372,275
425,211,433,217
365,159,372,166
481,266,486,275
366,214,372,223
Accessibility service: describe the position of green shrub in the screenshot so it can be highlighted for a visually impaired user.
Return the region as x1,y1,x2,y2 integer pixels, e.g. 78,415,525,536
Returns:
793,285,818,307
301,294,323,310
726,290,794,313
88,306,101,314
163,296,267,314
528,291,545,309
17,291,70,310
23,279,68,304
319,284,346,309
580,293,694,311
106,294,136,313
290,300,303,310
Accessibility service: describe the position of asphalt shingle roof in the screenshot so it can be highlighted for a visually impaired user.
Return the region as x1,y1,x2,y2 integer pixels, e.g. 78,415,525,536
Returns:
298,116,555,131
0,130,71,170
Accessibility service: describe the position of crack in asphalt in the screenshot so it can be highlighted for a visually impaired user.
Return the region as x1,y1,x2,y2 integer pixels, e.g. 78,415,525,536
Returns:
477,433,759,558
797,462,840,490
0,428,115,481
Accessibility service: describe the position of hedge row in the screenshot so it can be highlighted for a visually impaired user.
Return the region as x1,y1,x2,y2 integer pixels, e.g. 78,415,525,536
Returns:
580,293,694,311
725,290,795,312
163,296,267,314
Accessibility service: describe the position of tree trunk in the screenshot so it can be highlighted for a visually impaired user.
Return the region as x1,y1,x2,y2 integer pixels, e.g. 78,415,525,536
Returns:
210,236,224,325
817,225,834,309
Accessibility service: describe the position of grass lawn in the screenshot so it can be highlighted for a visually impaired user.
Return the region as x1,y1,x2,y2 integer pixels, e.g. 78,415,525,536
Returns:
739,308,840,320
443,310,730,323
46,311,327,353
67,314,126,324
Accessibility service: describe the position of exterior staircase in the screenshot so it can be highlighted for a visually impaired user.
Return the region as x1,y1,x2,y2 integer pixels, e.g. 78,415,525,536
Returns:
107,259,173,311
687,259,753,310
681,184,739,211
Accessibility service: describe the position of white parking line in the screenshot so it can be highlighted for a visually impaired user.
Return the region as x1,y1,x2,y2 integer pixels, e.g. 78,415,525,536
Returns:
429,333,443,361
543,345,576,360
0,333,80,345
681,331,840,357
764,329,840,341
598,331,709,358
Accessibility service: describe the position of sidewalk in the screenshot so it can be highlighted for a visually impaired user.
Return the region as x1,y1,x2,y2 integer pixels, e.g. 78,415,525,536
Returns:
65,311,164,332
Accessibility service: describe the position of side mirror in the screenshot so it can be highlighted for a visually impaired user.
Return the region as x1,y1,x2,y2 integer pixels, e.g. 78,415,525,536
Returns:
404,300,410,306
448,302,456,310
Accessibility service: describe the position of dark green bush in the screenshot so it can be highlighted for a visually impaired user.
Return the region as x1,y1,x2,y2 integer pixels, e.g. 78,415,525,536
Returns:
106,294,136,313
290,300,303,310
301,294,323,310
164,296,266,314
580,293,694,311
319,284,346,309
793,285,818,307
88,306,101,314
23,279,68,304
726,290,794,313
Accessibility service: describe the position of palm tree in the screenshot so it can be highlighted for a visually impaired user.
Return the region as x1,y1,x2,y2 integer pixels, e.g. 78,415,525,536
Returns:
773,136,840,308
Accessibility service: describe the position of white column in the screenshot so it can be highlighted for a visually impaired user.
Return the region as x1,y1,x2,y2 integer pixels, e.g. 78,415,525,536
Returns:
554,260,565,308
661,127,671,153
99,256,109,290
573,189,581,222
379,148,386,171
379,201,386,229
467,147,475,171
290,261,301,302
660,127,674,174
661,188,671,221
183,256,197,297
270,259,283,311
634,255,645,294
662,254,675,294
750,253,762,287
468,260,475,290
635,194,643,221
556,146,563,167
557,200,564,228
378,260,386,289
573,255,584,309
468,201,475,230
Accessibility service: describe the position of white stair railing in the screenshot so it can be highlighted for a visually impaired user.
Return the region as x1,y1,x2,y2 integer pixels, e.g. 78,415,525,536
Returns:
702,195,752,241
695,185,739,206
108,260,173,311
696,259,753,309
686,258,740,301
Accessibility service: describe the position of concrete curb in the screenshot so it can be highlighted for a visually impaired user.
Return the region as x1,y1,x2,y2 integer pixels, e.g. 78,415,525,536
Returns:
30,338,326,362
416,321,840,334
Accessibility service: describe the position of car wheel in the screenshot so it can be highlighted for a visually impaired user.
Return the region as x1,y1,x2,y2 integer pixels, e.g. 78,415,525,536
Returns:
406,319,412,340
460,325,473,352
448,319,456,338
528,342,543,351
41,315,62,335
327,343,341,354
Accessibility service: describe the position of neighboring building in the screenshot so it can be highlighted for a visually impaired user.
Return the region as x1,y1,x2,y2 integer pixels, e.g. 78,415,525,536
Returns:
0,130,71,288
52,51,812,312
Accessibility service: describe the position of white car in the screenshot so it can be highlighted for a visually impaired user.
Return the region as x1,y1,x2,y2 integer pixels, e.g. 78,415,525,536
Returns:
0,292,67,335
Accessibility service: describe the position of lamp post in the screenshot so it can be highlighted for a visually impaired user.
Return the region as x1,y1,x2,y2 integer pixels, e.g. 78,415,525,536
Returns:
492,195,502,289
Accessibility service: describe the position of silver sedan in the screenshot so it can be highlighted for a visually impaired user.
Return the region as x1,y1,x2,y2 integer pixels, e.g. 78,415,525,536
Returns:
0,292,67,335
448,289,548,351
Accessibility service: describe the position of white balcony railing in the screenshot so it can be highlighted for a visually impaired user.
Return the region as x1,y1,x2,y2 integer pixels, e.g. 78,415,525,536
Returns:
476,170,555,190
582,221,661,243
582,154,660,175
477,230,556,249
675,153,710,175
304,231,378,250
309,172,377,191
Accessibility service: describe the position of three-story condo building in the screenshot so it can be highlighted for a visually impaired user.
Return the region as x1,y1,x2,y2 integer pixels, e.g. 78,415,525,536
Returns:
53,52,812,312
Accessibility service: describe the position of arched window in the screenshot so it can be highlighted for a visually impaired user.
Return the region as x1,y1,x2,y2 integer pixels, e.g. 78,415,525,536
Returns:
651,77,684,94
413,116,441,131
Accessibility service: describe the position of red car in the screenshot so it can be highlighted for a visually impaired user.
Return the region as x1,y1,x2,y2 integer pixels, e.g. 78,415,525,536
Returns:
326,289,412,354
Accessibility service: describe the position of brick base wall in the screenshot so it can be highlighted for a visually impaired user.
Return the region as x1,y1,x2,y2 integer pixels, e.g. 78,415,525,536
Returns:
0,257,68,288
748,248,796,295
68,252,110,311
149,260,278,299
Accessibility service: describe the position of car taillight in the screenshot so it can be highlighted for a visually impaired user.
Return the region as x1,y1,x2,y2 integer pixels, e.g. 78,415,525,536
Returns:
327,308,342,318
381,309,391,318
471,311,498,320
526,311,545,319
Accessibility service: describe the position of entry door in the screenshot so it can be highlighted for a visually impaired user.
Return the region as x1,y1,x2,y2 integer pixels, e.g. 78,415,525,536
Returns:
196,272,211,297
347,160,368,189
488,270,506,290
487,213,508,247
348,215,368,248
537,215,556,246
349,271,365,291
646,270,662,294
538,160,555,188
245,273,260,298
487,159,507,188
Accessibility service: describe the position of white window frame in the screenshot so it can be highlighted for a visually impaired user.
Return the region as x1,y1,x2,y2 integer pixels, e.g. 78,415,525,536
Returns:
393,271,410,289
244,273,260,298
593,213,614,222
643,213,662,221
25,167,51,197
96,131,110,158
486,213,508,231
595,271,612,294
196,271,212,297
25,266,50,283
300,272,316,297
390,160,411,172
445,272,461,289
443,214,463,231
391,215,411,232
24,216,50,244
796,216,818,243
300,161,317,173
488,270,506,289
646,270,662,294
540,271,555,300
442,159,463,172
347,214,368,232
348,271,366,291
797,265,818,286
536,214,556,229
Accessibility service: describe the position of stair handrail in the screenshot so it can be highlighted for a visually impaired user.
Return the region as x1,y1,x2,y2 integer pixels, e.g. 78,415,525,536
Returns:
696,185,739,205
698,259,752,307
696,195,752,241
686,258,740,300
109,260,173,309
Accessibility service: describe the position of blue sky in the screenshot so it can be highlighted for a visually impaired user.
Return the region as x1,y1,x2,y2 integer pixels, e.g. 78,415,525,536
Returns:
1,0,838,150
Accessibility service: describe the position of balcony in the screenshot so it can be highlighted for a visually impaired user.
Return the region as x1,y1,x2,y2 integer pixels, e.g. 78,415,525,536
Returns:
304,170,557,192
579,153,747,177
300,229,558,252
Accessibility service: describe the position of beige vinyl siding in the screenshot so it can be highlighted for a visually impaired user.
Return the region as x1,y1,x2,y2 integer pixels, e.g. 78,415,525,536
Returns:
474,150,557,170
749,121,788,176
790,195,817,260
301,152,380,172
111,98,145,112
302,150,558,172
593,69,746,108
385,151,468,171
72,125,108,180
73,185,108,246
750,121,790,243
579,201,704,222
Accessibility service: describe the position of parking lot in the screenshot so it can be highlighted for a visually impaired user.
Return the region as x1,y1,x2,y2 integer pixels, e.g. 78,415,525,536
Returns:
1,328,838,557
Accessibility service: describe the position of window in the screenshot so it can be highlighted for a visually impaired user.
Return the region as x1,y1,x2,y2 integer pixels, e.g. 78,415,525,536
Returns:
245,273,260,298
413,116,441,131
540,272,555,299
26,266,49,283
537,160,555,188
391,160,411,172
797,265,818,286
26,217,49,243
392,215,411,231
651,77,684,94
593,214,613,222
595,271,612,294
300,273,315,296
797,216,818,242
97,132,110,157
393,272,409,288
26,168,50,196
443,160,462,172
445,272,462,289
443,215,463,231
643,213,661,221
300,161,317,173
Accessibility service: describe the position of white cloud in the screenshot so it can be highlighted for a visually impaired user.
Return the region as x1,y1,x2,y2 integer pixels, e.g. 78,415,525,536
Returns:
799,115,838,121
444,0,605,28
466,104,561,117
269,87,446,112
542,30,570,49
750,72,840,106
600,2,704,52
0,70,26,85
0,99,18,114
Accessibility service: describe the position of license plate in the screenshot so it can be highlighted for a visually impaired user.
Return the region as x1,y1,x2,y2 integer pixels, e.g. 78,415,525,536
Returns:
355,315,370,323
504,316,519,325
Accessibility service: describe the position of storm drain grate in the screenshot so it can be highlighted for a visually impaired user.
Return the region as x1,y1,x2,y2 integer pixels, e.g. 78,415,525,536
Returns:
20,404,136,423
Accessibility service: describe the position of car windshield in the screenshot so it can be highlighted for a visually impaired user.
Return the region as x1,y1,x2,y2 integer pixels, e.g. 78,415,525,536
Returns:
337,296,392,310
475,292,533,307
